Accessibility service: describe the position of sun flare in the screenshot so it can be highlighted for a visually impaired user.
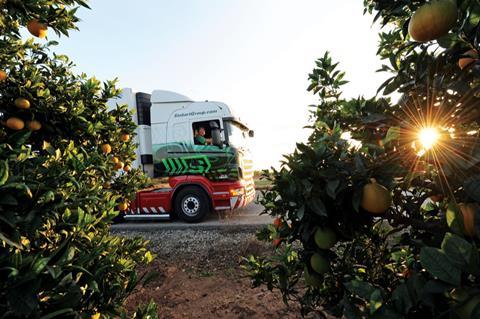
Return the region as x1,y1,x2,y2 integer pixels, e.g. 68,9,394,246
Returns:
418,127,439,150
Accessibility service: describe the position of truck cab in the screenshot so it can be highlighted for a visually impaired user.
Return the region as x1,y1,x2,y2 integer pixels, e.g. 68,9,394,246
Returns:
108,89,255,222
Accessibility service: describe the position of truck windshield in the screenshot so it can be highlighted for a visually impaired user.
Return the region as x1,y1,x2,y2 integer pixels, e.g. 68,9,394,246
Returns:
225,121,249,148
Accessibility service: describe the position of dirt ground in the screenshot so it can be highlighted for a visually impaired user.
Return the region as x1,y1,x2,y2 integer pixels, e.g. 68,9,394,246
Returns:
125,260,300,319
121,231,302,319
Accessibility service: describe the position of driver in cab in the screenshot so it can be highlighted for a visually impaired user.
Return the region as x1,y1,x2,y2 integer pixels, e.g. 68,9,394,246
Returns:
194,126,212,145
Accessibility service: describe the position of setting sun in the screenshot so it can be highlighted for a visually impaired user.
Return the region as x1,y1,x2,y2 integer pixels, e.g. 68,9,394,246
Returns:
418,127,439,150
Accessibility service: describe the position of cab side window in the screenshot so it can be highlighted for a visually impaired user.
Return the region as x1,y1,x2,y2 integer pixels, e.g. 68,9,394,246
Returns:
192,120,220,145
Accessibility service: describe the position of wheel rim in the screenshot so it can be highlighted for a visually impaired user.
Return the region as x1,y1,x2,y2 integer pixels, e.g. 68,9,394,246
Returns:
182,196,200,216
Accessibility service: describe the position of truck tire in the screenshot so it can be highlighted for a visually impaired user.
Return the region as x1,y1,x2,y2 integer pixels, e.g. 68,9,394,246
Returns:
174,186,210,223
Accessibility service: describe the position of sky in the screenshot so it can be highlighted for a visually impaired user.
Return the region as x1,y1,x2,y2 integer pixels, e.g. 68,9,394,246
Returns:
50,0,389,170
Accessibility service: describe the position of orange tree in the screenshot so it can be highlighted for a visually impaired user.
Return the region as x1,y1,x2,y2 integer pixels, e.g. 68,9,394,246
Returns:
0,1,156,318
244,0,480,318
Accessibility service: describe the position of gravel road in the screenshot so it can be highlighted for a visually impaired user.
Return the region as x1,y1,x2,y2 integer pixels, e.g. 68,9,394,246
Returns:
113,228,269,272
111,192,273,270
111,192,272,232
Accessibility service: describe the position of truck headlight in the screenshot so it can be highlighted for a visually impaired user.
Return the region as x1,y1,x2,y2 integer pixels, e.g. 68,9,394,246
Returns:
230,188,245,196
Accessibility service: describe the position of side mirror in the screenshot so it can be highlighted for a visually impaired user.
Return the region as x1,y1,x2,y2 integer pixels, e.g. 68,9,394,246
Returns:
210,121,223,149
249,130,254,138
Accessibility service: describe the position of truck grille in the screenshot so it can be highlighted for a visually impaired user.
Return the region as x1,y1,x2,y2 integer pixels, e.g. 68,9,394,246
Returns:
242,158,255,198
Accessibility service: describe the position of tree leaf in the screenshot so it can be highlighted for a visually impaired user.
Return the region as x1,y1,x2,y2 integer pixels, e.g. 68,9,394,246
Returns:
437,33,458,48
384,126,401,145
326,179,340,199
32,257,51,274
369,289,383,314
391,283,413,315
441,232,473,271
420,247,461,286
308,197,327,217
0,193,18,205
472,304,480,319
39,309,74,319
344,279,376,299
0,160,8,186
362,113,387,124
446,202,464,236
7,279,40,316
0,232,21,249
464,175,480,202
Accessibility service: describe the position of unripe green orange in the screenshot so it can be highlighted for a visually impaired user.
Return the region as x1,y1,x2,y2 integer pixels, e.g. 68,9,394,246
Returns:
314,227,337,250
408,0,457,42
361,179,392,214
303,266,322,287
310,253,330,275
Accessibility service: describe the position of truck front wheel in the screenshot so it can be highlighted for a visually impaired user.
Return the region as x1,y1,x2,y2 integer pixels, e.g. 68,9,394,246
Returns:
174,186,210,223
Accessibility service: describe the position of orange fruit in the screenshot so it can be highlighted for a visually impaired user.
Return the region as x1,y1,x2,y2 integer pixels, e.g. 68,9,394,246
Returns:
123,165,131,172
118,202,129,211
120,133,130,142
114,161,124,170
408,0,457,42
27,120,42,131
27,19,48,38
14,97,30,109
458,49,478,70
458,203,478,237
361,178,392,214
273,217,283,228
101,144,112,154
0,70,7,81
5,117,24,130
112,156,120,164
272,238,282,247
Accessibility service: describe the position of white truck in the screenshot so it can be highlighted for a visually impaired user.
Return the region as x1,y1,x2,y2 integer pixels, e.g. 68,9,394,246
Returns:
108,89,256,222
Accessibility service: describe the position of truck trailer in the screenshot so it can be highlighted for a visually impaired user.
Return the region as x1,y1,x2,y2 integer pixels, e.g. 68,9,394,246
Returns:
108,89,255,222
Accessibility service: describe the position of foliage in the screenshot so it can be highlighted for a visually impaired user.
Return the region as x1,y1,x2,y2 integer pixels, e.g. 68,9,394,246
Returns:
0,1,156,318
244,1,480,318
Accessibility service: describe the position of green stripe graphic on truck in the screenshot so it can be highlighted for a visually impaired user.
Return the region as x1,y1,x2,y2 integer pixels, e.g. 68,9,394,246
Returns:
153,142,240,181
162,155,212,174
